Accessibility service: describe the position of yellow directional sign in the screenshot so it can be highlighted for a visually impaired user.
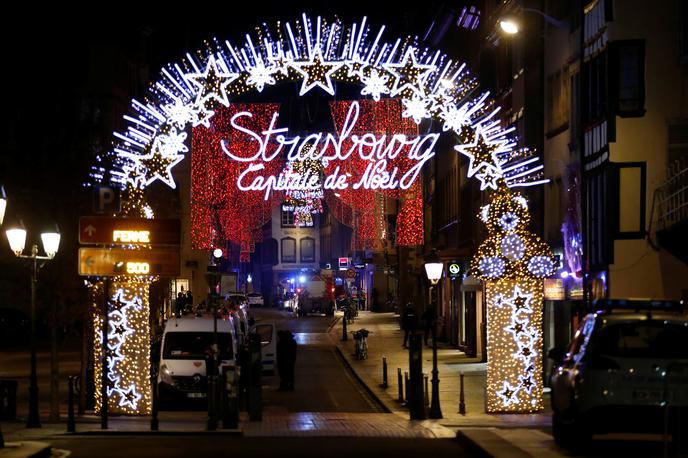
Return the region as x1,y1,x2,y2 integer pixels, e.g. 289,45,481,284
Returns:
78,247,180,277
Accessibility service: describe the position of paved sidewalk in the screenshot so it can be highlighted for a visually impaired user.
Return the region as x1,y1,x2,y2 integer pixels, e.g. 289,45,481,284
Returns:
330,311,571,457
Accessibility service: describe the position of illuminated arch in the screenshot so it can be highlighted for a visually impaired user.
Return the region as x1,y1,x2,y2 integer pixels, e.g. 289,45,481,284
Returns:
89,14,553,415
93,14,545,205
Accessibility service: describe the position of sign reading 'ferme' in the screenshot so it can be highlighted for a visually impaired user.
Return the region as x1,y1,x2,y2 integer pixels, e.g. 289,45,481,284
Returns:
79,217,181,245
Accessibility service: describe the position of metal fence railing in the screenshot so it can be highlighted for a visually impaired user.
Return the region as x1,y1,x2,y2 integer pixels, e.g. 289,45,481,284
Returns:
657,156,688,231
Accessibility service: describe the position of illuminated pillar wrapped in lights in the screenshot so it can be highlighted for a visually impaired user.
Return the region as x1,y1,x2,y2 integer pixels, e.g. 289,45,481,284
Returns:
92,277,153,415
471,187,555,413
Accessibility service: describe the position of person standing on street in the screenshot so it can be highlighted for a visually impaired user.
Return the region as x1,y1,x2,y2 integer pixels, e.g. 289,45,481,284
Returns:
401,303,418,348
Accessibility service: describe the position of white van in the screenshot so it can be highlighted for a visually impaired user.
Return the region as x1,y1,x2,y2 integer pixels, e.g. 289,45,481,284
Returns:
252,322,277,374
157,316,237,401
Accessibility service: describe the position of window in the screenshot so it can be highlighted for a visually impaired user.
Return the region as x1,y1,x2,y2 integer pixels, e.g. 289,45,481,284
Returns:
546,67,570,137
585,168,613,269
610,40,646,117
300,237,315,262
162,332,233,360
582,51,608,124
281,237,296,263
281,206,295,227
610,162,646,239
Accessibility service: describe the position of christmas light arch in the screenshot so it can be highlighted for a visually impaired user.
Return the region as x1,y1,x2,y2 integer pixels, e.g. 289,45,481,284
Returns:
89,14,553,415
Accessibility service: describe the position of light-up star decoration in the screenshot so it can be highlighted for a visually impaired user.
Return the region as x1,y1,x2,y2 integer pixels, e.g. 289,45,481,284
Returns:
137,139,185,189
99,289,146,412
473,188,554,413
185,55,239,107
455,125,506,179
91,15,558,417
291,47,342,96
345,53,367,78
383,47,436,97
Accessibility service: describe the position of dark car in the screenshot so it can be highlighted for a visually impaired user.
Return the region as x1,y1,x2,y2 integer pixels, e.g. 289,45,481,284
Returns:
548,299,688,449
0,308,30,346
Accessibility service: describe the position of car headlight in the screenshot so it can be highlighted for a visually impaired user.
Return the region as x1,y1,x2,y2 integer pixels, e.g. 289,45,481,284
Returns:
159,364,173,384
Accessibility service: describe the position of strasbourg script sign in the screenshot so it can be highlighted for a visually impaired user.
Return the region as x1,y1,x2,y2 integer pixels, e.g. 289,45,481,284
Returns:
220,101,438,200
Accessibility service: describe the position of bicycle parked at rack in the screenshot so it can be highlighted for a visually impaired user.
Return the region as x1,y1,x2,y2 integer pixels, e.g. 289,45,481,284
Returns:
352,329,370,360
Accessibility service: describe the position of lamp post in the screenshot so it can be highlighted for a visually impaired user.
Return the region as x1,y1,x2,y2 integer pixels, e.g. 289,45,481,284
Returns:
498,7,568,35
424,250,443,419
6,224,61,428
0,186,6,226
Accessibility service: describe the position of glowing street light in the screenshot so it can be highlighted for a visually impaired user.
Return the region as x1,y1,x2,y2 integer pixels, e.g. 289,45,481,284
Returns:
5,221,61,428
0,186,6,226
499,17,520,34
424,249,444,419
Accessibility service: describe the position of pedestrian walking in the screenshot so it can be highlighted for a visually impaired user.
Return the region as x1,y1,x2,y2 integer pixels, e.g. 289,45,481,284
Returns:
421,307,437,346
277,330,297,390
401,303,418,348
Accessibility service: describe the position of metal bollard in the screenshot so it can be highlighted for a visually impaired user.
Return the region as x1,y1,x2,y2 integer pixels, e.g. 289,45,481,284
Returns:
424,374,429,407
67,376,75,433
150,372,159,431
397,368,404,402
222,368,239,429
342,312,348,341
207,376,217,431
459,371,466,415
381,357,388,388
404,371,409,406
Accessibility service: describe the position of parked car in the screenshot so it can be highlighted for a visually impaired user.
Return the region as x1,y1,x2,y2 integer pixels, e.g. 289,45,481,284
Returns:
548,299,688,449
157,317,238,402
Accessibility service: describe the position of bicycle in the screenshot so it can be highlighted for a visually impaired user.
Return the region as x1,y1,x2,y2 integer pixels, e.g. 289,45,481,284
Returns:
352,329,370,360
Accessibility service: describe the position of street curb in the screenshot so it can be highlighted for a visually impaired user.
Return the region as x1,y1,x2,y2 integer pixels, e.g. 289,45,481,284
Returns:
326,315,341,333
0,441,51,458
455,430,531,458
332,345,391,414
59,429,243,436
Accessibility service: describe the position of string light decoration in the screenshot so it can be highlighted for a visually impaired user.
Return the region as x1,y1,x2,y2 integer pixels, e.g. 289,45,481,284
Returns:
84,14,558,416
191,103,283,249
92,279,154,415
92,14,536,200
471,186,554,413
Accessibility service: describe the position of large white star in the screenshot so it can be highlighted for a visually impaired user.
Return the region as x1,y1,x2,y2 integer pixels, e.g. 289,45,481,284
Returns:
383,47,436,97
185,56,238,107
454,125,509,178
291,47,342,96
116,384,142,410
136,138,185,189
496,381,521,407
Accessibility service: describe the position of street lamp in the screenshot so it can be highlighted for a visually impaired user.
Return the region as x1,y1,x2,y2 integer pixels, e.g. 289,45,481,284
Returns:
0,186,6,226
498,8,568,35
5,222,61,428
424,250,443,419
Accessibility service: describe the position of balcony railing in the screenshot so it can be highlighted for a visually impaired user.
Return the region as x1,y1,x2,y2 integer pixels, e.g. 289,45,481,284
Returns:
657,156,688,230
